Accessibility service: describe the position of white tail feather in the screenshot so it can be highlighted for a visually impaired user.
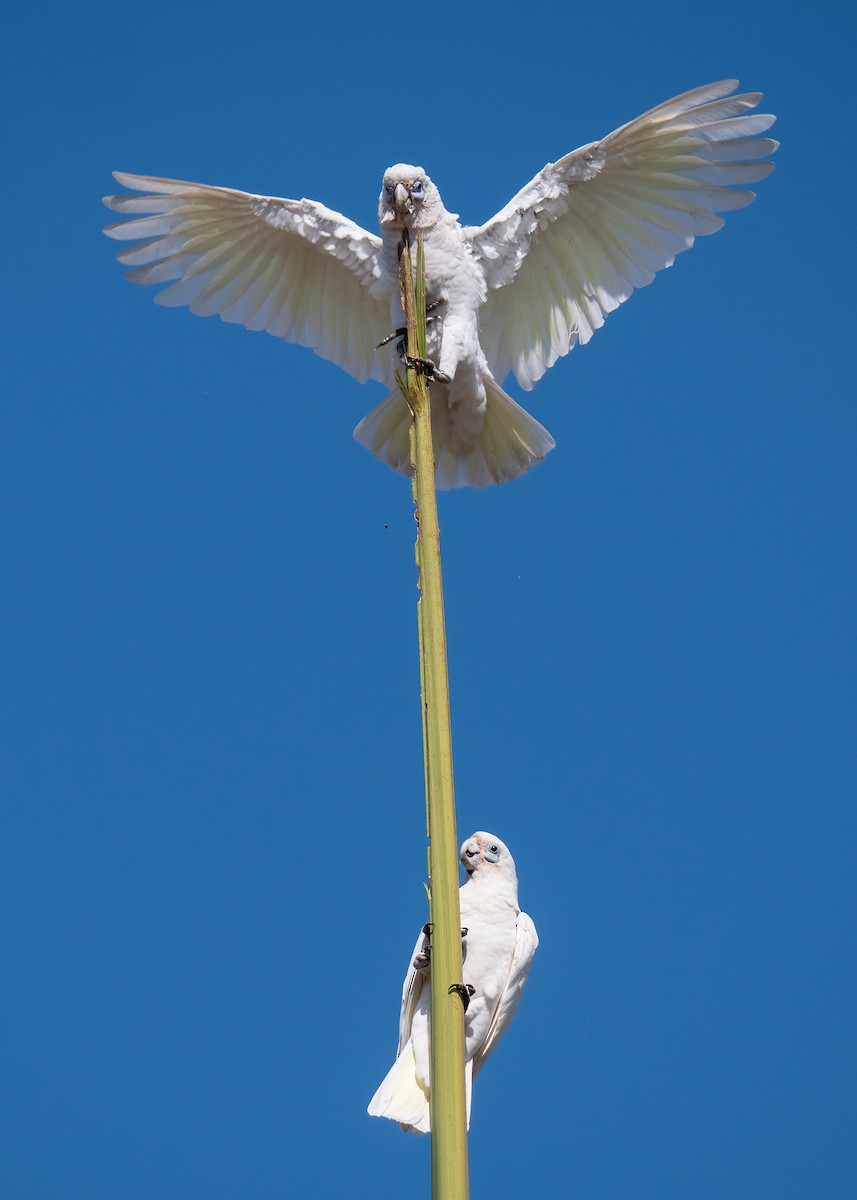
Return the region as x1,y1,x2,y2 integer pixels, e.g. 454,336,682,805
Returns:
353,375,555,489
367,1043,474,1135
367,1042,431,1135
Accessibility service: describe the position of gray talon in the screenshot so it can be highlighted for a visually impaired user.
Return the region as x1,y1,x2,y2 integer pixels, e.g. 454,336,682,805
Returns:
406,354,450,383
448,983,476,1012
375,299,446,350
376,326,404,349
413,923,466,975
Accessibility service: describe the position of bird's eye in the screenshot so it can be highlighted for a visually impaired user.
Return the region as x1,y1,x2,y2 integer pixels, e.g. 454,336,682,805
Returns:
412,179,423,195
489,844,499,854
385,184,393,195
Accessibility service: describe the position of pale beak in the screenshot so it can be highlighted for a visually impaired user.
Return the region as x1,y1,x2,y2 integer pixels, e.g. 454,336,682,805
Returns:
462,842,481,872
394,181,411,212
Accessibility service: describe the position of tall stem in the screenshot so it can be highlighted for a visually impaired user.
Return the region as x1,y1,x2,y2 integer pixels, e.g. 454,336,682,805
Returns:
400,233,469,1200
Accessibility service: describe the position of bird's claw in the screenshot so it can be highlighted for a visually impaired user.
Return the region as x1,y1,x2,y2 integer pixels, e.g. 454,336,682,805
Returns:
414,924,465,973
376,327,403,349
375,299,446,350
405,355,450,383
448,983,476,1012
414,923,434,973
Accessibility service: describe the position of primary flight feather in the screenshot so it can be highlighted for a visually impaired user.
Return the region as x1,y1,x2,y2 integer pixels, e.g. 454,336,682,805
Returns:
367,832,538,1134
103,80,776,488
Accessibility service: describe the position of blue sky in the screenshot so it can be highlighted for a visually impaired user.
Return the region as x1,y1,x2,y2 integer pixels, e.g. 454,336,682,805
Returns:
3,2,854,1197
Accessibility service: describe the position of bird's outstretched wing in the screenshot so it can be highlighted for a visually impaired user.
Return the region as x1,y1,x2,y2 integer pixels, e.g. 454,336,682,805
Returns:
466,80,778,390
103,173,391,384
472,911,538,1077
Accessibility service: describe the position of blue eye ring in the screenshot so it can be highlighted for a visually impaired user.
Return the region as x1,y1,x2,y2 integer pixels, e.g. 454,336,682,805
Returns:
412,179,424,195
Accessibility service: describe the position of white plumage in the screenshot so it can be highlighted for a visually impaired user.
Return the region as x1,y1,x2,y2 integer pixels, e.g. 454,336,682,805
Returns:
367,832,538,1134
103,80,776,488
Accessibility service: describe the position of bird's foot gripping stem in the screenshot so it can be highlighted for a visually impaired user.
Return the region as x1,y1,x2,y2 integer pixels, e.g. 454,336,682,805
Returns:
413,925,468,974
375,298,446,350
404,355,451,383
448,983,476,1012
413,923,434,973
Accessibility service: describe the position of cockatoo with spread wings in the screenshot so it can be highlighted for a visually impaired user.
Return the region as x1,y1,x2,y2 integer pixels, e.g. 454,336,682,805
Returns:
104,80,776,488
367,832,538,1134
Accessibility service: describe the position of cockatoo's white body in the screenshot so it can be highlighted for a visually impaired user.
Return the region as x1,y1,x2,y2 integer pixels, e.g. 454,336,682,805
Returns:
367,832,538,1134
104,80,776,488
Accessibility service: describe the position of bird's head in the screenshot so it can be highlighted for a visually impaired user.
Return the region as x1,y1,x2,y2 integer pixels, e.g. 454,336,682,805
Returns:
460,832,517,881
378,165,441,232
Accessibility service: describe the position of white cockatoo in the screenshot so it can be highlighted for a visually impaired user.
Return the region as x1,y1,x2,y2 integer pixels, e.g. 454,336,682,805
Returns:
367,832,538,1134
103,80,776,489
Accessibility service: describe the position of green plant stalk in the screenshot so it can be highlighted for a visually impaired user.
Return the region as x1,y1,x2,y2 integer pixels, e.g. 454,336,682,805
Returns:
399,233,469,1200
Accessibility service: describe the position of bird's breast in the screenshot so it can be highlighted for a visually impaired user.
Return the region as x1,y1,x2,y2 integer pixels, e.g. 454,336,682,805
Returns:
379,221,485,314
459,902,518,995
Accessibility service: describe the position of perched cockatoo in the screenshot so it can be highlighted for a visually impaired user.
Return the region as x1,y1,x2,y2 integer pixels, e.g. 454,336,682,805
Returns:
103,80,776,488
367,832,538,1134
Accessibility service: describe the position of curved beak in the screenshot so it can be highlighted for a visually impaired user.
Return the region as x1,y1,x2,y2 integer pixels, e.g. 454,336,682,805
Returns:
393,181,412,212
462,842,482,873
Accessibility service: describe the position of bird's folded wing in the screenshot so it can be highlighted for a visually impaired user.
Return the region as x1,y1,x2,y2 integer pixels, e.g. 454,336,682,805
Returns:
103,173,391,384
472,911,539,1077
466,80,778,390
397,926,430,1054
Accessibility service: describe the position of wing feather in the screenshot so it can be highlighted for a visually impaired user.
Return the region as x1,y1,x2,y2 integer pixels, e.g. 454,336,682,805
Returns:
472,911,539,1077
397,927,430,1054
468,81,777,389
103,173,391,384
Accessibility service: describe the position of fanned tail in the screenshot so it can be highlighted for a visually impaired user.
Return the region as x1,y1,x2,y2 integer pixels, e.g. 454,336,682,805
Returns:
367,1042,431,1135
367,1046,474,1135
353,374,555,489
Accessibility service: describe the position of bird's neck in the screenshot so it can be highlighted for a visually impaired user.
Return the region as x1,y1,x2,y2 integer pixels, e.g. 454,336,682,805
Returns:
463,871,519,910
